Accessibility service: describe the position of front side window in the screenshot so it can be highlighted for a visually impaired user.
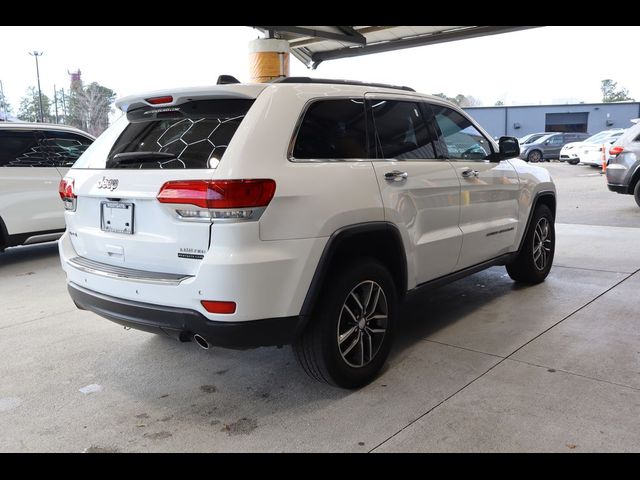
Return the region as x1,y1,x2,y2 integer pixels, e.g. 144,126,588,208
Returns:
292,99,368,160
42,131,93,167
0,130,49,167
431,105,492,161
369,100,436,160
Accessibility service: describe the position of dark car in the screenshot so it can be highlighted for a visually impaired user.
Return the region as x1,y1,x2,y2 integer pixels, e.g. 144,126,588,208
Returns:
606,121,640,207
520,132,592,162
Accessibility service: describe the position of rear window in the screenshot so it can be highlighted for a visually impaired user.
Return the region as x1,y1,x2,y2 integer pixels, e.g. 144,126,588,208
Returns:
73,99,254,169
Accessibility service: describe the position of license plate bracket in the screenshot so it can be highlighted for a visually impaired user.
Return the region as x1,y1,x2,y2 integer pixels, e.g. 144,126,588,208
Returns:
100,201,134,234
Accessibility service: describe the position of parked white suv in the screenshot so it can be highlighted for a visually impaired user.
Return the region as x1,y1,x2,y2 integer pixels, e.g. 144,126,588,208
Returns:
0,123,94,251
58,78,556,388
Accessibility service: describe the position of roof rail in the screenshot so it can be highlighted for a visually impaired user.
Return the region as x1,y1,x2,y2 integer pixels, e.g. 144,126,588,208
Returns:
270,77,415,92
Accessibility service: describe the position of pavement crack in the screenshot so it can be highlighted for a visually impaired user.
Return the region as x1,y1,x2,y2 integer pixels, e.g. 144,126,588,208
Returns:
370,267,639,453
506,358,640,393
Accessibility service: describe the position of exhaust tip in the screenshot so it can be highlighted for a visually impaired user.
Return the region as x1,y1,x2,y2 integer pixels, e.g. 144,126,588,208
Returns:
193,334,210,350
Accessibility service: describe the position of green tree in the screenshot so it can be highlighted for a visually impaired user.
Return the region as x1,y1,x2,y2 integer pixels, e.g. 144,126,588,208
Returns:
68,79,116,136
0,89,12,120
601,79,634,102
432,92,482,107
17,86,53,122
494,100,505,106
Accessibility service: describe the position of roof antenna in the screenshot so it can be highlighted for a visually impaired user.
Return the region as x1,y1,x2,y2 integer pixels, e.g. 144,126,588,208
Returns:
217,75,240,85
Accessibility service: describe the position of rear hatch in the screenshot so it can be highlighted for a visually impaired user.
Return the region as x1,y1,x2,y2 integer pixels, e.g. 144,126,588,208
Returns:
63,93,257,275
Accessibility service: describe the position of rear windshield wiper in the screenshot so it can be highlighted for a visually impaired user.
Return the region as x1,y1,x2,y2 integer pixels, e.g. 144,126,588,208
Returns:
106,152,177,168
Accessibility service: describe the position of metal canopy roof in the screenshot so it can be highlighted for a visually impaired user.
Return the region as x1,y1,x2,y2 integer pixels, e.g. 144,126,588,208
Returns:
251,26,541,69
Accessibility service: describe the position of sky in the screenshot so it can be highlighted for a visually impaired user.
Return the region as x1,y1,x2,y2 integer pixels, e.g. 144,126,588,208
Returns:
1,25,639,117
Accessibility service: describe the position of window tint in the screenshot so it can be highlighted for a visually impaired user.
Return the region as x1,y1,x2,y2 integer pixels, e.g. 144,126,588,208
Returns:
72,99,253,169
431,105,492,160
0,130,49,167
292,99,368,160
633,133,640,143
547,135,563,145
369,100,435,159
42,131,93,167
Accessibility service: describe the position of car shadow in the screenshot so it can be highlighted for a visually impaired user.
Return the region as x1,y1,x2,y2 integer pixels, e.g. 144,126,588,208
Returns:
391,265,522,355
0,242,60,268
89,265,523,426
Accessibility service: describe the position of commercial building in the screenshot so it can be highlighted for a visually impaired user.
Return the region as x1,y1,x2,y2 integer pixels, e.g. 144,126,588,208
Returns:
464,102,640,138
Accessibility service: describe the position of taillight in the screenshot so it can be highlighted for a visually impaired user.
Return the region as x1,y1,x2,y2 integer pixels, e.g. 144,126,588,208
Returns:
146,95,173,105
609,146,624,156
58,178,76,211
157,179,276,221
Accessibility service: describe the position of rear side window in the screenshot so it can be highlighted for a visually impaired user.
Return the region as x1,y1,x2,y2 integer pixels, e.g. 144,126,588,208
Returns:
291,99,368,160
42,131,93,167
74,99,254,169
0,130,49,167
369,100,436,160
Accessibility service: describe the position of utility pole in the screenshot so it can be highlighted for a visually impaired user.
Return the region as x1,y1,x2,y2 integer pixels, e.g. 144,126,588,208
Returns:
29,51,45,122
0,79,8,121
61,88,67,124
53,84,59,124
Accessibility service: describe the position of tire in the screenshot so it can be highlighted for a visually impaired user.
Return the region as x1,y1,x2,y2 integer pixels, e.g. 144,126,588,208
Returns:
634,181,640,208
527,150,542,163
506,204,555,284
568,159,579,165
293,258,397,389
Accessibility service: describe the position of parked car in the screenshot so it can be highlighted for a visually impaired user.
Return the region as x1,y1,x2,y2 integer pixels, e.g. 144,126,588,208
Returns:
519,132,555,146
579,132,626,167
58,77,556,388
0,123,94,251
520,132,592,162
606,121,640,207
560,129,625,165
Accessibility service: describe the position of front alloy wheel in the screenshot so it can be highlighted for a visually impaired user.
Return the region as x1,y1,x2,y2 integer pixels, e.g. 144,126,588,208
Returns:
532,217,552,271
527,150,542,163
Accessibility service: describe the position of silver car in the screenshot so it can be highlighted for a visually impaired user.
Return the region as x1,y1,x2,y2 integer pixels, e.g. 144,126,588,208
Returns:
606,121,640,207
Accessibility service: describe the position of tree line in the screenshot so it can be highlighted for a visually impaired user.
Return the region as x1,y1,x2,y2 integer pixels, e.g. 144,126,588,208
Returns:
0,79,116,137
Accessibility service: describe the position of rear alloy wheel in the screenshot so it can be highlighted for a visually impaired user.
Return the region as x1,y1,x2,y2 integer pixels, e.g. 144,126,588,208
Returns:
506,204,555,284
527,150,542,163
634,181,640,208
293,259,397,389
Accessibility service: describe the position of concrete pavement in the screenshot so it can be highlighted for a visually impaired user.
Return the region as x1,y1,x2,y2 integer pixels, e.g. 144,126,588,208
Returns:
1,163,639,452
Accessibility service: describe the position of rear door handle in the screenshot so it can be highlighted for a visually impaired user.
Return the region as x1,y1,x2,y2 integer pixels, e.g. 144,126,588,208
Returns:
461,168,479,178
384,170,408,181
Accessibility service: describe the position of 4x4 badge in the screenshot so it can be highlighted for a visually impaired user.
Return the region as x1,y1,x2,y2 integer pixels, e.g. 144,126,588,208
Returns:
97,177,119,191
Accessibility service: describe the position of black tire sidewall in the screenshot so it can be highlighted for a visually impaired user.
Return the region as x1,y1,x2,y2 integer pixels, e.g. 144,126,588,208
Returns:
317,259,397,389
634,181,640,208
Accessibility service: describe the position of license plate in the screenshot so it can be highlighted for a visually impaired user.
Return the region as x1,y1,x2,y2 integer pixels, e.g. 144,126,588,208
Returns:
101,201,134,234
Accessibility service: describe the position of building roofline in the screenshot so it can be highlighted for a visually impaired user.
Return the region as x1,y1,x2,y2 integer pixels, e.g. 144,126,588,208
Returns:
465,101,640,110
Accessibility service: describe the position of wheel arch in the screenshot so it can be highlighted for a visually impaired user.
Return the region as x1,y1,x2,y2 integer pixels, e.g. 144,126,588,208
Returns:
299,222,408,321
0,216,8,251
517,191,556,252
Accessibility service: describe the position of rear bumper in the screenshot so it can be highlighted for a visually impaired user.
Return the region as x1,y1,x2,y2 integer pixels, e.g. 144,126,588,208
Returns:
69,282,304,348
607,183,630,194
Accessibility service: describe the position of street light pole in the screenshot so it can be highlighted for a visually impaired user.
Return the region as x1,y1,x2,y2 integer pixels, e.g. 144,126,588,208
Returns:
29,51,45,122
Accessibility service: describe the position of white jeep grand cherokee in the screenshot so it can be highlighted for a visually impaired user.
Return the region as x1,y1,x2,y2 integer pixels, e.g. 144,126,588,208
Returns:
59,78,556,388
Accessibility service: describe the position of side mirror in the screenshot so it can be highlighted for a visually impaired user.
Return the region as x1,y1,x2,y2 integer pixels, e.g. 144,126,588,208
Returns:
498,136,520,158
